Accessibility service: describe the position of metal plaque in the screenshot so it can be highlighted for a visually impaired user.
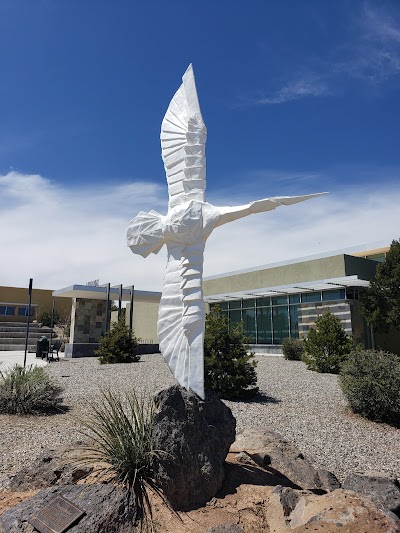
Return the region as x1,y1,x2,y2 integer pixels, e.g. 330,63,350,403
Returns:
29,494,85,533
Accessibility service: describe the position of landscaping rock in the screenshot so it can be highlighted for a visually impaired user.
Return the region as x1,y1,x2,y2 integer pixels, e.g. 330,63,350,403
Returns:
231,427,340,491
206,524,245,533
268,486,400,532
342,471,400,517
0,484,136,533
9,447,92,491
151,385,236,510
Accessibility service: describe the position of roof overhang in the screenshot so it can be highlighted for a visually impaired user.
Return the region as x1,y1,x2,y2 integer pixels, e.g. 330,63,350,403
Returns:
53,285,161,301
204,276,369,302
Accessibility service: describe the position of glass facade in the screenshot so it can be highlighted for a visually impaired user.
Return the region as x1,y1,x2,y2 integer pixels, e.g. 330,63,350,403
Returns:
209,288,347,345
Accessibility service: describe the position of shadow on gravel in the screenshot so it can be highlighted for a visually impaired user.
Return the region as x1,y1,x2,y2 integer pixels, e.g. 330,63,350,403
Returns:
234,392,281,405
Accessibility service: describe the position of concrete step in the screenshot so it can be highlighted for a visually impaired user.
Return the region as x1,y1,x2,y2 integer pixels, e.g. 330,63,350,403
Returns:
0,331,42,339
0,345,36,351
0,337,50,345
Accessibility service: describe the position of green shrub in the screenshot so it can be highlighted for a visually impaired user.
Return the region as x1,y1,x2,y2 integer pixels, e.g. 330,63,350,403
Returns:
96,321,139,364
282,338,304,360
37,310,60,327
76,390,161,527
340,349,400,425
302,311,353,373
204,307,258,400
0,365,64,415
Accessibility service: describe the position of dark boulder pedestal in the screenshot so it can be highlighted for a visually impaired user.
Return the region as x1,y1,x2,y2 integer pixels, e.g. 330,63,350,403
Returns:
151,385,236,510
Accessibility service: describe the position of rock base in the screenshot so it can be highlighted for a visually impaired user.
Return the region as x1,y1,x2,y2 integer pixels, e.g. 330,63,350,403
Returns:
151,385,236,510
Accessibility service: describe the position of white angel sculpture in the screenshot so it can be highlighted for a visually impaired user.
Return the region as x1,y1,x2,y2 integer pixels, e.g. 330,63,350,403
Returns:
127,65,326,400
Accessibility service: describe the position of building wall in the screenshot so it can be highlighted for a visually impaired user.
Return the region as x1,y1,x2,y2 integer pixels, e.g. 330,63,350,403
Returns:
70,298,107,344
203,255,348,296
125,297,159,344
298,300,352,338
0,285,71,323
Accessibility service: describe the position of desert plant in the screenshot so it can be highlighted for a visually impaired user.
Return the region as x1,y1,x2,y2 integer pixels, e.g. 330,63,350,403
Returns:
282,338,304,361
0,365,64,415
96,321,139,364
204,307,258,399
340,349,400,425
302,311,354,373
76,389,165,529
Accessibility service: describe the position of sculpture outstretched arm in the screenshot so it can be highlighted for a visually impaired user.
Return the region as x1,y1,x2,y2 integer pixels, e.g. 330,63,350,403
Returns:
215,192,328,227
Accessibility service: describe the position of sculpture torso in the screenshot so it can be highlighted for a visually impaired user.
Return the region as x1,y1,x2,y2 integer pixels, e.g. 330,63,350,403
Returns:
163,201,220,245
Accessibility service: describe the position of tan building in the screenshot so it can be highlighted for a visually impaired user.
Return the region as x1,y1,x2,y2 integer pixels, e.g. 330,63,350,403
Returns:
0,284,70,323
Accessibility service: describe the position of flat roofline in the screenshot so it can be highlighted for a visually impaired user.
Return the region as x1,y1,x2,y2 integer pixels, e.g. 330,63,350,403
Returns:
204,240,389,281
204,275,370,302
53,285,161,301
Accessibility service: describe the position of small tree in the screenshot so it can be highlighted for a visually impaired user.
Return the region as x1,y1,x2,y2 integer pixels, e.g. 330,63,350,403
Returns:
361,239,400,334
37,309,60,327
303,311,354,373
204,307,258,400
96,321,139,364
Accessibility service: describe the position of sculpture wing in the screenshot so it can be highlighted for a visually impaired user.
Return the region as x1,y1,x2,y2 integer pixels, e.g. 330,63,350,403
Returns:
160,64,207,209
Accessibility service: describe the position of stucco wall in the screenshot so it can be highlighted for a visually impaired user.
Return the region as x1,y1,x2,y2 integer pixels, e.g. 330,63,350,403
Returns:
203,255,347,296
0,285,71,322
125,298,159,343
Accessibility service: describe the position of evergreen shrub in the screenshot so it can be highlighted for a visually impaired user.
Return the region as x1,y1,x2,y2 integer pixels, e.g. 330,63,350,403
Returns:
282,338,304,360
96,321,139,364
340,349,400,425
204,307,258,399
0,365,64,415
302,311,353,373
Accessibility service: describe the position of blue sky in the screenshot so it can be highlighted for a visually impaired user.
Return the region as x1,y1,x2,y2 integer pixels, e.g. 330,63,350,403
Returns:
1,1,399,290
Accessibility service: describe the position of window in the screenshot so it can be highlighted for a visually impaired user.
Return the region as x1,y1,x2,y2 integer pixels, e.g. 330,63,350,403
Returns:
229,309,242,326
271,295,288,306
289,305,299,338
322,289,345,301
18,306,35,316
0,305,15,316
289,294,300,304
242,298,255,309
242,308,256,342
301,292,321,303
229,300,241,310
257,307,272,343
272,306,289,343
256,297,271,307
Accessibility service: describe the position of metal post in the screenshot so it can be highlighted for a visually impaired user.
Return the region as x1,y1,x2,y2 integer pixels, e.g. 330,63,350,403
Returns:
105,283,111,333
118,284,122,322
23,278,33,368
49,301,55,358
129,285,134,336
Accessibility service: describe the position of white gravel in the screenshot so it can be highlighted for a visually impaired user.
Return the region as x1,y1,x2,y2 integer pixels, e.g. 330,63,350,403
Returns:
0,354,398,490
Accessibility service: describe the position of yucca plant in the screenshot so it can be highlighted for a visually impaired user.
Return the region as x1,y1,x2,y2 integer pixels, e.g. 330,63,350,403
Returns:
0,364,64,415
76,390,168,530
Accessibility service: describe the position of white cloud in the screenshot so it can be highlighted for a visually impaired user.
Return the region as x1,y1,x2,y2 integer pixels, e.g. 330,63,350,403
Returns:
1,171,399,293
248,3,400,106
249,76,329,105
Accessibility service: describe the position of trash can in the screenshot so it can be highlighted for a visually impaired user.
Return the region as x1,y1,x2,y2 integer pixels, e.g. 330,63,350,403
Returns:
36,336,49,359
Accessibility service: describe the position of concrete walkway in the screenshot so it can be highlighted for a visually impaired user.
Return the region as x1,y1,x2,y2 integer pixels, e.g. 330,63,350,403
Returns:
0,350,49,373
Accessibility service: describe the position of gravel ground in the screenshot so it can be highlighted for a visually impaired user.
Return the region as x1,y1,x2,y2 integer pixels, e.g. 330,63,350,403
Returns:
0,354,399,490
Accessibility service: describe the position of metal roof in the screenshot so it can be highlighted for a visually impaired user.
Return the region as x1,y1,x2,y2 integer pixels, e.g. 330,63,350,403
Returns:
52,284,161,301
204,276,369,302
